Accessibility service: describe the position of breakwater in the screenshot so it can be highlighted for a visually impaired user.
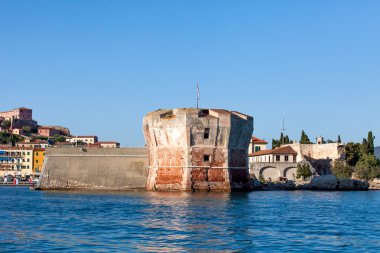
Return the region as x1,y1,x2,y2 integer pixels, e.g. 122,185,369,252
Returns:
37,147,149,190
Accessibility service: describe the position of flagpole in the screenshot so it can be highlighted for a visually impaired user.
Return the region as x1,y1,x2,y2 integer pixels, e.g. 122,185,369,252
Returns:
197,82,199,109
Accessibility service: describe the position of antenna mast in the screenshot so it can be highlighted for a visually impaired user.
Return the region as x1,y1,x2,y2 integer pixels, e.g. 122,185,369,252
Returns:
196,82,200,109
281,112,286,145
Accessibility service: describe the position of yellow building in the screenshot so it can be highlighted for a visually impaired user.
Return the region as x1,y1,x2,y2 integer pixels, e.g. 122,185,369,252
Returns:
33,148,45,174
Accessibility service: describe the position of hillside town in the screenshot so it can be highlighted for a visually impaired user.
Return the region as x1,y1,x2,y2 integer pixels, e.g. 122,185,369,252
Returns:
0,107,120,183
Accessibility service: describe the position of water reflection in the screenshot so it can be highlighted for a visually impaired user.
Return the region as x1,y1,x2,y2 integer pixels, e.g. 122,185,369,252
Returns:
1,188,380,252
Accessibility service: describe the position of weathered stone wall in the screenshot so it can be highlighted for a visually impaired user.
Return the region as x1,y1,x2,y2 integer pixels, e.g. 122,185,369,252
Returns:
285,143,344,175
38,147,149,190
143,108,253,192
286,143,342,162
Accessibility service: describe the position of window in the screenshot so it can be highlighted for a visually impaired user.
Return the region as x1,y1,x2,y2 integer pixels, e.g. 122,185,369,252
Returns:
276,155,280,162
27,152,30,155
27,159,30,162
36,152,39,156
255,146,261,152
204,128,210,139
36,160,39,164
203,155,210,162
285,155,289,161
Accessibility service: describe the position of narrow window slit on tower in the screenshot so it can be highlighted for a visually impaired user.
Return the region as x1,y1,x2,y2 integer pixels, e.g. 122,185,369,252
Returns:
204,128,210,139
203,155,210,162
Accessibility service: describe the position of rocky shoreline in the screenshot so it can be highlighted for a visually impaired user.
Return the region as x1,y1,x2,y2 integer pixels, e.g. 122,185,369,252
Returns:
253,175,373,191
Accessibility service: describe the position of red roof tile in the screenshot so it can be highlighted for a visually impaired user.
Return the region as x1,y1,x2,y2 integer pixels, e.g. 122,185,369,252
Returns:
251,136,268,144
249,146,297,157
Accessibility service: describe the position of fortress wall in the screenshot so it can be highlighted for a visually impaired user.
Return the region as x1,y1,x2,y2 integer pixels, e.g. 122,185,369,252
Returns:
143,108,253,192
37,147,149,190
300,143,340,160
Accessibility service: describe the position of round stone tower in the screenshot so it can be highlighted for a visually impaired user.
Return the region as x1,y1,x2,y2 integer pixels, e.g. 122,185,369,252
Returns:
143,108,254,192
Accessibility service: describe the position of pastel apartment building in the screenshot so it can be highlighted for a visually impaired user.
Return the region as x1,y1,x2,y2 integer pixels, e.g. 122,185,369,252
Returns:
38,127,61,137
16,141,49,148
0,146,34,176
12,128,25,135
33,148,46,174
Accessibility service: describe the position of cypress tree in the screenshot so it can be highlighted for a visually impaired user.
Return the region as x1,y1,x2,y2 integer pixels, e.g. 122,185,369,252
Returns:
300,130,312,144
368,131,375,155
280,132,284,146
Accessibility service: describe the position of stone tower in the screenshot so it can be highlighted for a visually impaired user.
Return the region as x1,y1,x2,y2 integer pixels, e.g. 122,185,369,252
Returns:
143,108,253,192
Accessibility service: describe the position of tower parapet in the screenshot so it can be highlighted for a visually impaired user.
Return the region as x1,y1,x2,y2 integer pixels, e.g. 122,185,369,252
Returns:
143,108,253,192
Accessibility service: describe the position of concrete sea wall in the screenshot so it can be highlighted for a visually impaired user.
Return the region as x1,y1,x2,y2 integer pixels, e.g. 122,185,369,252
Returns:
38,147,149,190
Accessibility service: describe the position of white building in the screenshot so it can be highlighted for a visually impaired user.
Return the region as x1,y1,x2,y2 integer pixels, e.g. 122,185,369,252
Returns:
249,146,298,181
97,142,120,148
248,136,268,163
67,136,98,144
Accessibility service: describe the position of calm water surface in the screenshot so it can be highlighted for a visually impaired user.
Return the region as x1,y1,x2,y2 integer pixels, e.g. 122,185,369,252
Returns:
1,187,380,252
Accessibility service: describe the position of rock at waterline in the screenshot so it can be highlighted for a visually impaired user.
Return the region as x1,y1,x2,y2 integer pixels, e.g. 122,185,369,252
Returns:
369,178,380,190
310,175,338,190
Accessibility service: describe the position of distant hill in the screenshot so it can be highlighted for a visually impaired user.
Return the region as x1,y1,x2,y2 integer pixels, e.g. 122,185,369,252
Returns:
375,147,380,159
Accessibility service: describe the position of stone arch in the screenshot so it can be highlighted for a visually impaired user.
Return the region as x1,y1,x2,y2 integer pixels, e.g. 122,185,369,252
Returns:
259,166,280,181
283,167,297,181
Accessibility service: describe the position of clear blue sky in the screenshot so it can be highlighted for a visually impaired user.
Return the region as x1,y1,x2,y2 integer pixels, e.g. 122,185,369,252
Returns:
1,0,379,147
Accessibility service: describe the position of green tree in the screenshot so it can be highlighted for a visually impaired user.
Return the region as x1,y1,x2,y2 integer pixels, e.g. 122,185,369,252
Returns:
52,135,66,143
361,138,370,155
296,163,312,179
356,154,380,168
284,135,289,144
332,160,353,178
300,130,312,144
272,138,280,149
1,120,11,129
368,131,375,155
280,132,284,146
354,154,380,180
345,142,361,166
22,125,32,135
338,135,342,143
272,134,291,149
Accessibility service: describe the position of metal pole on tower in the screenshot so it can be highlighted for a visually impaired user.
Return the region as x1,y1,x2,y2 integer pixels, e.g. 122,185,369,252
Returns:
197,82,200,109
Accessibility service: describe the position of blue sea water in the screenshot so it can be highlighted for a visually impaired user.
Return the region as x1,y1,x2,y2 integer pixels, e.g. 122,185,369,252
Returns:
1,187,380,252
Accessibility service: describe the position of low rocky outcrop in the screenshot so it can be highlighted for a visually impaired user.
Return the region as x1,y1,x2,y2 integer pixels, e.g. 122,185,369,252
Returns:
337,178,368,190
251,176,369,191
336,178,355,190
294,180,310,190
263,181,296,190
369,178,380,190
310,175,337,190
